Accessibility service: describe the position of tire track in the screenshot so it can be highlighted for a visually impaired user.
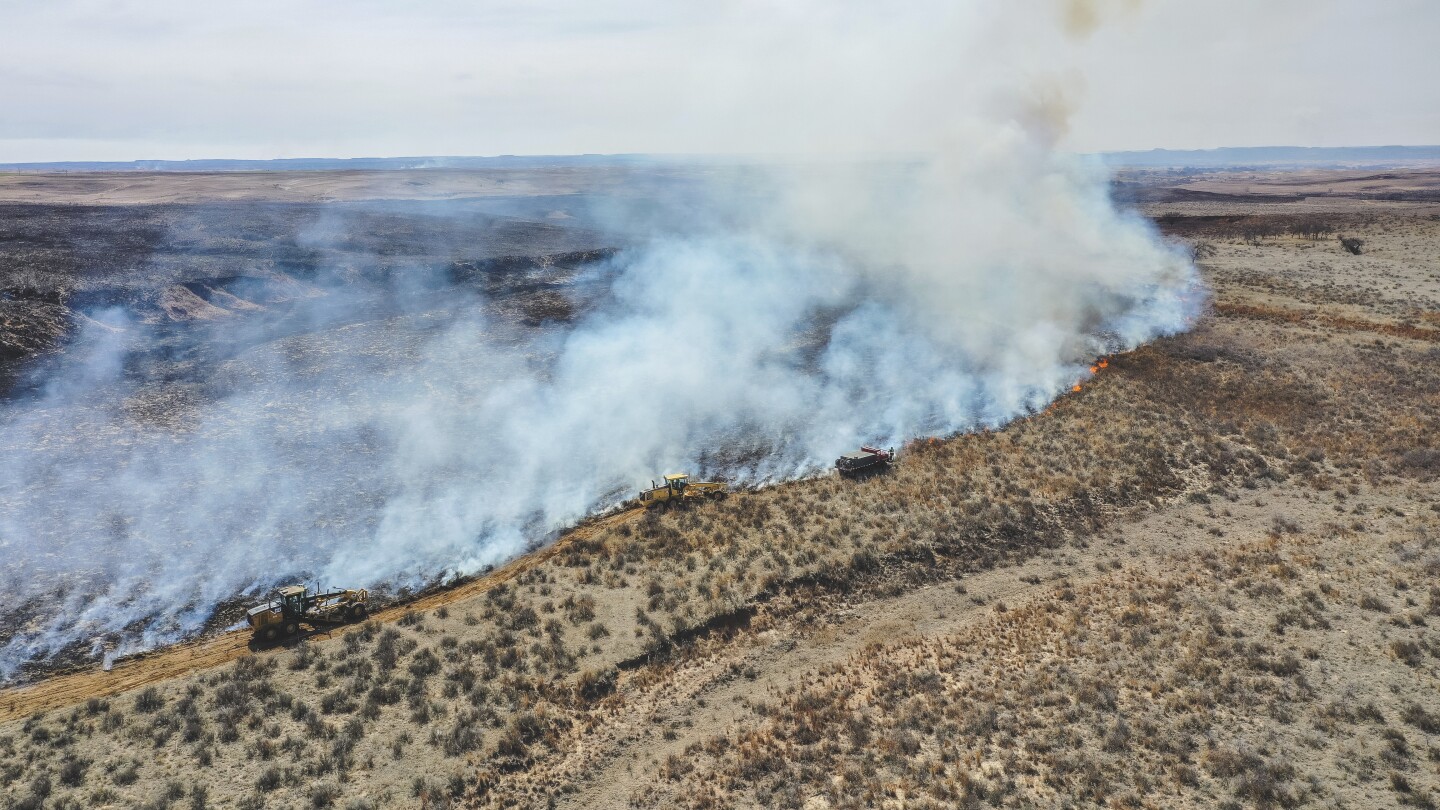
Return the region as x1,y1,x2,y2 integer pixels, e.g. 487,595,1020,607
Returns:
0,507,641,724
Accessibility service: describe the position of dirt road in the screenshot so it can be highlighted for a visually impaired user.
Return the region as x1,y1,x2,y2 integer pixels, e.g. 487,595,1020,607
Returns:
0,507,641,724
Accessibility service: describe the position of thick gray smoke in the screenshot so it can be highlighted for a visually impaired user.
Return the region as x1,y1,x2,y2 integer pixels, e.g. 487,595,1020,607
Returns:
0,1,1202,677
0,155,1198,677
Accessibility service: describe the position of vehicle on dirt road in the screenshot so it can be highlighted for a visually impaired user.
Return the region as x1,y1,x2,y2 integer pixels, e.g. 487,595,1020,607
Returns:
639,473,727,507
247,584,369,643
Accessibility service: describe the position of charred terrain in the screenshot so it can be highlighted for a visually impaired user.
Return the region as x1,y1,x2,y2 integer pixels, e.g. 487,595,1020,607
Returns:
1,167,1440,809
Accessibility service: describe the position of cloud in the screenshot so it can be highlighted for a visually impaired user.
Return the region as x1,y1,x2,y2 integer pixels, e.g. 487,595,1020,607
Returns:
0,0,1435,161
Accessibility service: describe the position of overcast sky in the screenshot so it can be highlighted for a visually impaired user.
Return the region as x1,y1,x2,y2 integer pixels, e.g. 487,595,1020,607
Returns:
1,0,1436,162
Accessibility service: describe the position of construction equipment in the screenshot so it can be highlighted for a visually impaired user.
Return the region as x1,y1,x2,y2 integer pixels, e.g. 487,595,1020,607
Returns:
638,473,727,507
247,584,369,643
835,445,896,476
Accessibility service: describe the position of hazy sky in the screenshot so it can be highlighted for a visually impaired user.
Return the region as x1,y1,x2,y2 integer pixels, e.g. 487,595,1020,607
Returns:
1,0,1436,162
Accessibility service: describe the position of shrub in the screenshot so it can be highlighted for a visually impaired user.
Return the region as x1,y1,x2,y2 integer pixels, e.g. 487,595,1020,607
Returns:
1403,704,1440,734
367,683,402,707
577,667,618,700
1204,747,1263,779
440,719,482,756
1360,594,1392,613
564,595,597,624
509,605,541,631
1232,758,1297,807
373,629,404,669
134,688,164,714
28,774,51,799
112,761,140,786
58,757,88,787
320,690,357,715
1392,640,1425,667
217,721,240,744
101,710,125,732
408,648,441,679
309,783,341,808
289,645,318,671
182,716,203,743
256,766,283,792
495,711,547,759
447,772,467,798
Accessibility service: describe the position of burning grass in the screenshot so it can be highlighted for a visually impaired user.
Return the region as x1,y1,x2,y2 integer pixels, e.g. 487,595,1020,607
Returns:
0,308,1280,808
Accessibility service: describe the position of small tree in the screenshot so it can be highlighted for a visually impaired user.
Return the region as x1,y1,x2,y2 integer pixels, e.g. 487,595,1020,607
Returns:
1291,217,1335,241
1241,222,1280,246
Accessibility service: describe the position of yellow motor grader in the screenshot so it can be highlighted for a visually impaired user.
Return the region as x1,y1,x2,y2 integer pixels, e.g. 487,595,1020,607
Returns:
639,473,726,507
247,584,369,643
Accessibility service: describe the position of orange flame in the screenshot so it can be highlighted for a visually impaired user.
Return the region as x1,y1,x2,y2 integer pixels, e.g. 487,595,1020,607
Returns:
1072,384,1082,392
1098,359,1109,369
1089,365,1098,374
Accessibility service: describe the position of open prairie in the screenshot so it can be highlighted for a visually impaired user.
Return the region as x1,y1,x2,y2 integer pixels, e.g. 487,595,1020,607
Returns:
1,167,1438,809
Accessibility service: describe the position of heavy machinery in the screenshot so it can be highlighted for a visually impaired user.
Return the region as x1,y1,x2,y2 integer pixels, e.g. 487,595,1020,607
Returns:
639,473,727,507
247,584,370,643
835,445,896,476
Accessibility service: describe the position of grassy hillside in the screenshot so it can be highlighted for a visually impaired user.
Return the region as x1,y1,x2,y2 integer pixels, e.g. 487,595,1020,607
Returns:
1,191,1438,810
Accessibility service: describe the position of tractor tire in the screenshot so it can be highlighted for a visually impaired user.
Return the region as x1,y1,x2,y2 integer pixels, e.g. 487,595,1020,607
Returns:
284,620,299,637
348,604,368,623
261,625,279,643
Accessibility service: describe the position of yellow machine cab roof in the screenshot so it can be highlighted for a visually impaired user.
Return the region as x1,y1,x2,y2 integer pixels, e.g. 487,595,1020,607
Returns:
278,585,306,596
664,473,689,481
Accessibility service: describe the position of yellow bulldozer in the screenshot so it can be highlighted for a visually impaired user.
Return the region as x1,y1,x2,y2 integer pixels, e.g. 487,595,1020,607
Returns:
639,473,727,507
247,584,369,643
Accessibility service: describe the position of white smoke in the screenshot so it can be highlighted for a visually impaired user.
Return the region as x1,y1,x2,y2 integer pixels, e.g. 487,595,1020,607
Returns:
0,0,1203,678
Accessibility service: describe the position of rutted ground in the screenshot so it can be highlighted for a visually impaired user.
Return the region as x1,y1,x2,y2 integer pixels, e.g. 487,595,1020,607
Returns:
0,176,1438,810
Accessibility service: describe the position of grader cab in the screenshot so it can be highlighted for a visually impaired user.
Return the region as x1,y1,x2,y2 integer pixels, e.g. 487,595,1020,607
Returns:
247,584,369,643
639,473,726,507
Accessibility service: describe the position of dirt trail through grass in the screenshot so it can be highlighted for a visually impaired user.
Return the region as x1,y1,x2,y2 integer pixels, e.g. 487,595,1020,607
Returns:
0,508,643,724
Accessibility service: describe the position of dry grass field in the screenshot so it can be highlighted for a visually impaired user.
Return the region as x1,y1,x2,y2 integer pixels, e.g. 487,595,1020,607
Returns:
1,169,1438,809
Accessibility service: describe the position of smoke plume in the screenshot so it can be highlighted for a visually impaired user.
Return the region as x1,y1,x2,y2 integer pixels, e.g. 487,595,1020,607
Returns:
0,1,1202,677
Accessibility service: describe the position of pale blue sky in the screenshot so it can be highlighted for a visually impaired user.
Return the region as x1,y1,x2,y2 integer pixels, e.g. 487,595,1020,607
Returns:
0,0,1435,161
